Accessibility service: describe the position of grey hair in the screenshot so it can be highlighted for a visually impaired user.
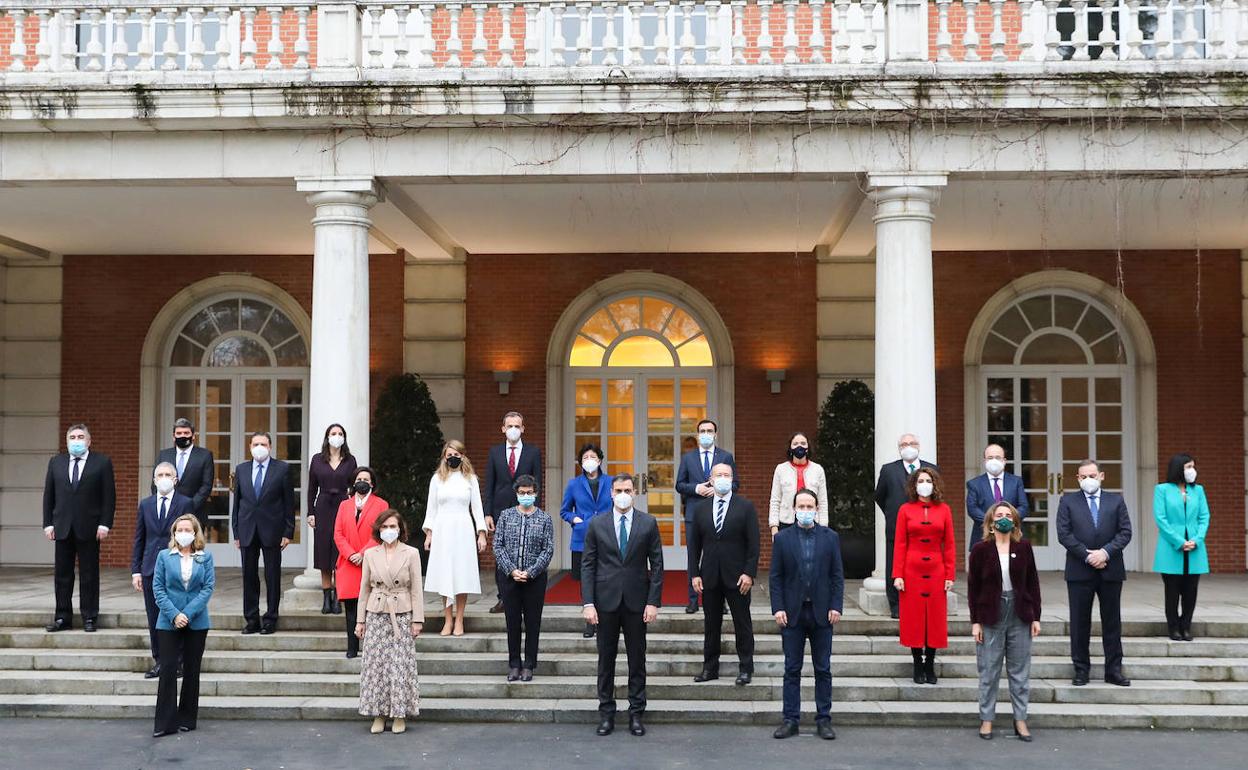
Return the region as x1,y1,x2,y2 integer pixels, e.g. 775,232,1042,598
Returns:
153,461,178,479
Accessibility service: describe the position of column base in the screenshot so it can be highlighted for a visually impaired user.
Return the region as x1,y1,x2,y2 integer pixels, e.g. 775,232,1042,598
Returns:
282,572,327,612
858,576,891,616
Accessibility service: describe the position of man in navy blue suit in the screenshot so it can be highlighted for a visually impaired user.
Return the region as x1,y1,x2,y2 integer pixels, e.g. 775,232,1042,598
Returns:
232,432,295,635
131,462,195,679
675,418,737,613
965,443,1029,550
769,489,843,741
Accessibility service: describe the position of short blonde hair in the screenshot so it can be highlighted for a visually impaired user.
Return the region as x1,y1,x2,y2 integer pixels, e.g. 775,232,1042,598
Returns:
167,513,207,552
981,501,1023,543
436,439,476,480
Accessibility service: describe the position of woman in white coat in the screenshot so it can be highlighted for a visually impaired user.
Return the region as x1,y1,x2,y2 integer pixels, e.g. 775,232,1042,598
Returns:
423,440,487,637
769,432,829,537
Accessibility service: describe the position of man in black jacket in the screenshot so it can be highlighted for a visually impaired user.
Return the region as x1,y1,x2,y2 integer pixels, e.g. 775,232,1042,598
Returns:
873,433,936,618
582,473,664,738
232,431,295,635
153,417,215,528
688,463,759,685
42,423,116,633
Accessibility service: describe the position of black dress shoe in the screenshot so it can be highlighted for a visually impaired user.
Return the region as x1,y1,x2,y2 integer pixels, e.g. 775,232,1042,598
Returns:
507,667,521,682
773,721,798,739
629,715,645,736
153,730,172,738
815,720,836,740
144,664,161,679
1072,672,1089,686
685,602,699,614
1181,629,1194,642
735,672,752,686
241,624,261,635
890,609,899,620
45,618,71,633
1013,725,1033,742
1168,628,1183,641
489,600,505,614
693,669,719,683
596,717,614,736
259,625,276,635
979,729,994,740
178,726,194,733
520,668,533,682
83,619,97,633
345,651,358,660
583,623,596,639
1105,673,1131,687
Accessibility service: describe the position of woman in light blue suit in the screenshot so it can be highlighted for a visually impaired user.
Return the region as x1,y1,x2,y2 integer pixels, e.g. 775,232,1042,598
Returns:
559,443,612,638
1153,453,1210,641
152,514,216,737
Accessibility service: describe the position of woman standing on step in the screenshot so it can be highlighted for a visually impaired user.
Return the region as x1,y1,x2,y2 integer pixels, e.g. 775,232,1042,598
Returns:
968,501,1041,741
494,474,555,682
334,466,387,658
423,441,488,637
152,514,215,738
558,442,612,639
356,509,424,734
893,467,956,686
1152,453,1211,642
308,423,357,615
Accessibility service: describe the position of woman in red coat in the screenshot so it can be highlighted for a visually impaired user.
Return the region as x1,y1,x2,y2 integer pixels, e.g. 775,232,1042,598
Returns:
892,466,956,684
333,466,388,659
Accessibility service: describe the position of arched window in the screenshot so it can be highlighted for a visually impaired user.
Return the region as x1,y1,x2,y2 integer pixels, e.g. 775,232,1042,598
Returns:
568,295,713,367
981,293,1128,366
169,297,308,367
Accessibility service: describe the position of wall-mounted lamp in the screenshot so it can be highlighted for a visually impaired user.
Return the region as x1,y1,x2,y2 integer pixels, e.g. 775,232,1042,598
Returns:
766,369,787,395
493,370,514,396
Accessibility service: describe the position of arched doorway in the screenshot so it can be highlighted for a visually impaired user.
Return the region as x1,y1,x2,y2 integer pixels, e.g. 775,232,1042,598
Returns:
549,276,734,570
966,278,1154,570
159,292,310,567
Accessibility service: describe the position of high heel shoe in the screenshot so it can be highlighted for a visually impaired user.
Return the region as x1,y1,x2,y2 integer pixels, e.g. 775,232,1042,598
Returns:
1013,723,1033,742
979,729,993,740
370,717,386,734
912,658,924,684
392,718,406,734
321,589,334,615
330,588,343,615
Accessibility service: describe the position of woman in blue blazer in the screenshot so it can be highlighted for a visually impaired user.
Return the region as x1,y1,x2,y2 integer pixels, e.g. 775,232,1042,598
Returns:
559,443,612,638
152,514,216,737
1152,453,1210,641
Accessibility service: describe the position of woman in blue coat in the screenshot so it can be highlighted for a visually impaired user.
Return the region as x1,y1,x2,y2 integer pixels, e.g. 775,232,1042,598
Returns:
1152,453,1210,641
152,514,216,737
559,442,612,638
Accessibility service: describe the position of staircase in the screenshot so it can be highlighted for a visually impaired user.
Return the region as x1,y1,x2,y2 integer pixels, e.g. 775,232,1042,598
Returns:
2,608,1247,729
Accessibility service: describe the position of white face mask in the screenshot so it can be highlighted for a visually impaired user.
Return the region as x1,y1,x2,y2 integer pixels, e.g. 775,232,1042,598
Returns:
251,445,270,463
174,532,196,548
1183,467,1197,484
328,434,345,449
582,458,600,475
984,458,1005,476
505,427,522,443
379,529,400,544
916,481,934,498
900,446,919,463
1079,476,1101,495
613,492,633,511
155,477,176,495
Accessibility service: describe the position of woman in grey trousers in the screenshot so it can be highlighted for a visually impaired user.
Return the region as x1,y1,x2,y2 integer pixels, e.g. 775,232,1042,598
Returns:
967,501,1041,741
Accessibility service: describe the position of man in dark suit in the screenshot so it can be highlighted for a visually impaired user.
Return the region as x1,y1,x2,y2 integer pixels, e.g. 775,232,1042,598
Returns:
484,411,542,613
674,418,737,613
1056,459,1133,687
582,473,664,738
42,423,116,633
131,461,195,678
965,442,1028,551
231,431,295,635
688,463,759,685
769,489,844,740
873,433,936,618
153,417,215,528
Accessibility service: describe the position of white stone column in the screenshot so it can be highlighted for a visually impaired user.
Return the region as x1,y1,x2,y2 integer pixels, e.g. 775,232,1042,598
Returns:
287,176,379,609
858,173,946,615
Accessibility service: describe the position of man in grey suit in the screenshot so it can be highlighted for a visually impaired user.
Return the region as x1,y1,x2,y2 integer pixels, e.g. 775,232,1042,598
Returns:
873,433,936,618
582,473,664,738
1056,459,1132,687
154,418,215,528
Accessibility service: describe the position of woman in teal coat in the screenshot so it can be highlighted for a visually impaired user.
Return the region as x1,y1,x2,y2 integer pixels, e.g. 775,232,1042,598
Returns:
1152,453,1210,641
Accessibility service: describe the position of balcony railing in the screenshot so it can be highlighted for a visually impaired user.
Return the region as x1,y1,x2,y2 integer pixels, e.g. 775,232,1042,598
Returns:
1,1,1246,77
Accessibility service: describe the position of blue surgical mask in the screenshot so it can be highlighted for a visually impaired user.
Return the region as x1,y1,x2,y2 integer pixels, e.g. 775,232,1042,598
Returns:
67,440,87,457
713,477,732,495
517,494,536,508
698,433,715,449
795,509,816,527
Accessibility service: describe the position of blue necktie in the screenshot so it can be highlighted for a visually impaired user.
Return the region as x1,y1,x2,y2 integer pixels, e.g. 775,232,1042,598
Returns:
715,498,726,534
176,450,187,479
618,514,629,555
71,457,81,487
159,497,168,523
702,451,711,480
253,463,265,498
1089,495,1100,528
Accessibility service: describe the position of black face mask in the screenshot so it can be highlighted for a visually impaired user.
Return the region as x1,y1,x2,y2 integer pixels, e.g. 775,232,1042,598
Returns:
174,436,192,449
447,456,463,469
788,446,808,460
353,481,372,496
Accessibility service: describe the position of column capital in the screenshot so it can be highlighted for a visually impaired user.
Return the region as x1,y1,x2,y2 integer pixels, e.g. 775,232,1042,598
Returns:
866,172,948,193
296,176,381,207
867,173,947,223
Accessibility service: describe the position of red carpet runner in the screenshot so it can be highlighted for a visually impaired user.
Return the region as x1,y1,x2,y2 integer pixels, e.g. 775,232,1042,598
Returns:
544,570,691,606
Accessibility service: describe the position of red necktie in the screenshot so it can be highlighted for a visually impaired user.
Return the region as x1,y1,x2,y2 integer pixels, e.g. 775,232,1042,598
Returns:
508,446,517,477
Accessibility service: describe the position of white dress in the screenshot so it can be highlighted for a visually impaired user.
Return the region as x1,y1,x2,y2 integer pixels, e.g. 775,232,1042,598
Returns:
423,471,487,601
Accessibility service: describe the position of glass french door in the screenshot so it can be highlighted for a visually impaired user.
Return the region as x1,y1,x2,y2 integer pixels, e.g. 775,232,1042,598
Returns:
570,371,712,569
984,369,1133,570
167,371,308,567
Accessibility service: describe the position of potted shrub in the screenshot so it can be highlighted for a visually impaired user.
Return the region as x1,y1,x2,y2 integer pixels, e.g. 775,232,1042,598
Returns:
816,380,876,579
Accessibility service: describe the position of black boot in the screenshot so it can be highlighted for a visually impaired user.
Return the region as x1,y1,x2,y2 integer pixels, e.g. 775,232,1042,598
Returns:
924,648,937,685
330,588,343,615
1168,625,1182,641
911,648,924,684
321,588,333,615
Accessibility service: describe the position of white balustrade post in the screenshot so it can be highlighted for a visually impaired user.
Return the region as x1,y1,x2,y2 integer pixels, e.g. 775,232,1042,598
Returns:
316,1,362,67
887,0,930,61
214,6,233,69
84,9,104,71
420,3,438,67
730,0,746,64
59,9,79,71
935,0,952,61
1238,0,1248,59
550,1,567,64
861,0,879,63
112,8,132,71
523,1,542,66
364,5,383,67
447,3,464,67
602,1,620,65
989,0,1006,61
188,7,207,71
575,1,592,66
288,176,380,609
833,0,851,63
627,0,645,63
1017,0,1035,60
781,0,799,64
1070,0,1090,61
265,6,286,69
394,5,412,68
1096,0,1117,60
499,2,517,66
1210,0,1231,59
162,7,184,70
705,0,722,64
294,5,311,68
860,172,947,616
757,0,773,65
33,9,52,72
809,0,825,63
240,7,259,69
962,0,981,61
1042,0,1061,60
471,2,488,67
653,0,671,65
1123,0,1143,60
678,0,696,64
1179,0,1199,59
7,9,28,72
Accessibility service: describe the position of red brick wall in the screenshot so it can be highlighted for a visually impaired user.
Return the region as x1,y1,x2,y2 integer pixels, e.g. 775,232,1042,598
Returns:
934,251,1245,573
465,254,819,570
60,253,404,568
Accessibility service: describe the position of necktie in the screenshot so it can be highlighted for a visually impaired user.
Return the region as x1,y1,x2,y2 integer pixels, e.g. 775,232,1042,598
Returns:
618,514,629,555
907,463,916,475
176,450,187,479
715,498,726,534
508,446,517,477
702,451,711,480
253,463,265,498
159,497,168,523
1089,495,1100,528
992,477,1002,502
71,457,80,487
